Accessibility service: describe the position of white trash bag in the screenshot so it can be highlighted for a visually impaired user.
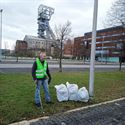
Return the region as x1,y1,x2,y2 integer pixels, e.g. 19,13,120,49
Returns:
66,82,78,101
77,87,89,102
55,84,68,102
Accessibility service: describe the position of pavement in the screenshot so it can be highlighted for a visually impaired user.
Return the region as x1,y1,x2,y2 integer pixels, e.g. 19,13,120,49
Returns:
0,59,125,72
10,97,125,125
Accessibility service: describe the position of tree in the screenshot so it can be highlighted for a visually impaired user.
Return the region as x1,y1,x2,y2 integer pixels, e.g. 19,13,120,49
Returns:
106,0,125,27
54,21,72,72
106,0,125,71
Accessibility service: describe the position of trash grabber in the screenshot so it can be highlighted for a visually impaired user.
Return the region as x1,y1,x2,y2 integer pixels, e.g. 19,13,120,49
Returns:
40,102,45,114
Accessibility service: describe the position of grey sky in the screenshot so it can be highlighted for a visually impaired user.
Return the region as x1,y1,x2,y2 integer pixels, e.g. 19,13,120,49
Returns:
0,0,115,50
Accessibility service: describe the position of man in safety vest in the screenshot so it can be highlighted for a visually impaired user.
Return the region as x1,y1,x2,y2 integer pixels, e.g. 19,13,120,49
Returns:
32,51,52,107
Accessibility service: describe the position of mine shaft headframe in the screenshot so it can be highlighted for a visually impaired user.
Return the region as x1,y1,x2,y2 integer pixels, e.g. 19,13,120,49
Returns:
38,4,54,20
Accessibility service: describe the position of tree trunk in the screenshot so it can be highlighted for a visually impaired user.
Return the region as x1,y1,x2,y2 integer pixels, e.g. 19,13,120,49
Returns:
83,56,86,64
16,56,18,62
59,41,63,72
119,61,122,71
119,56,122,71
59,56,62,72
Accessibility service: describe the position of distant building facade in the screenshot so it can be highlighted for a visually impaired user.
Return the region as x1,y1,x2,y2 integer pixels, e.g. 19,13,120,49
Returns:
2,49,10,56
74,26,125,62
15,40,27,51
63,39,74,58
23,35,46,50
73,36,90,60
23,35,58,56
15,35,58,57
15,40,28,56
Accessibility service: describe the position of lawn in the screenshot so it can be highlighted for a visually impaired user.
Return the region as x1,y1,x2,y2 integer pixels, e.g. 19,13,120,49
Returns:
0,71,125,124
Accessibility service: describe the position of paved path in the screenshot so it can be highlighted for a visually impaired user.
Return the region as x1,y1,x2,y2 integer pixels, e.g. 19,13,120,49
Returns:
30,98,125,125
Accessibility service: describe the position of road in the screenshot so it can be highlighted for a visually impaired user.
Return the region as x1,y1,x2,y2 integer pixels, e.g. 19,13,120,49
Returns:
0,63,125,73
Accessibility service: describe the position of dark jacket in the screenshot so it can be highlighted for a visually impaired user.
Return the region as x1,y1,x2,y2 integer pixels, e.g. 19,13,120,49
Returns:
32,59,51,81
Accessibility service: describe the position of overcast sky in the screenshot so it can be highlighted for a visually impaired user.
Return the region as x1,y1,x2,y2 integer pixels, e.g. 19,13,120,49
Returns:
0,0,116,50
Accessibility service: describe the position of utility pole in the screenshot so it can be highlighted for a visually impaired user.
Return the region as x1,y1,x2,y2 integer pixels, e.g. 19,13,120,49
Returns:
101,36,104,63
0,9,3,62
89,0,98,98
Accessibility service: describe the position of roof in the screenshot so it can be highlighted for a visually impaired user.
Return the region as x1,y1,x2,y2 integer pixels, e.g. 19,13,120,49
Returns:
85,25,124,36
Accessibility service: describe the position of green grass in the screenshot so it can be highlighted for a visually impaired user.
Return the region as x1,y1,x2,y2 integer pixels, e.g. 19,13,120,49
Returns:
0,71,125,124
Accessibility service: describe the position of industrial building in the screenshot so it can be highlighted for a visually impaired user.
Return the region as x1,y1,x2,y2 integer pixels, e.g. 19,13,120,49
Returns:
15,4,58,57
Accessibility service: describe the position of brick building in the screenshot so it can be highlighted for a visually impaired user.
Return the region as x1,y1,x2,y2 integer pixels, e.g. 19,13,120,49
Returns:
15,40,28,57
74,26,125,62
73,36,90,60
15,40,27,51
63,39,74,58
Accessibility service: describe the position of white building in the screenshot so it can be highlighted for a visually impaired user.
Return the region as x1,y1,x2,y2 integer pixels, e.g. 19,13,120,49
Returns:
23,35,46,49
23,35,57,56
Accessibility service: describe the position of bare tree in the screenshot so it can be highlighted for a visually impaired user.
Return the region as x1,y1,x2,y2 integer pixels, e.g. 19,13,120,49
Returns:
106,0,125,27
54,21,72,72
105,0,125,71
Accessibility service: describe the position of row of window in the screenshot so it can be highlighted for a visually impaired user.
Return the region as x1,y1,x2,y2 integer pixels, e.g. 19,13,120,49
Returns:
96,50,120,55
96,46,116,49
95,40,118,44
84,32,125,40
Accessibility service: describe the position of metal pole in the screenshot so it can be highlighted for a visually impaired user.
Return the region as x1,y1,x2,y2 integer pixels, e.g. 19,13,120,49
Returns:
101,36,104,63
89,0,98,98
0,9,3,62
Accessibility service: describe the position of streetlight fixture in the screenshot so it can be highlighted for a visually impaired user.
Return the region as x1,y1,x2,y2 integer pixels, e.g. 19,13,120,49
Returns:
0,9,3,62
89,0,98,98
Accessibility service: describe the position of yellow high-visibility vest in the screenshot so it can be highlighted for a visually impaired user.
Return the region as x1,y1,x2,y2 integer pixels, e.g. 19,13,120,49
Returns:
36,58,47,79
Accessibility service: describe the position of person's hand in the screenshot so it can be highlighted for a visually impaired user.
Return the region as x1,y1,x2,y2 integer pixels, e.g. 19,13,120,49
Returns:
48,77,51,84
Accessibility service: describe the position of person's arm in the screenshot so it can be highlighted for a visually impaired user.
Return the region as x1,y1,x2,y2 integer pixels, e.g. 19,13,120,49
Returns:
46,64,51,84
32,61,37,81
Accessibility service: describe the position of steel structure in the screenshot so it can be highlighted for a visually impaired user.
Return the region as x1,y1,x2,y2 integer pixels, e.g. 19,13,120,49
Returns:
38,4,55,40
0,9,3,62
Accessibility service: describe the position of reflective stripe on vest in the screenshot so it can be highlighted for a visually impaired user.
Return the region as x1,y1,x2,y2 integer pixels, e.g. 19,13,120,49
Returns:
36,58,47,79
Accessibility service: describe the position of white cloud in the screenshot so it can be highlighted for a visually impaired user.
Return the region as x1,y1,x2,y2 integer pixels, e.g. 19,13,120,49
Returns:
0,0,115,50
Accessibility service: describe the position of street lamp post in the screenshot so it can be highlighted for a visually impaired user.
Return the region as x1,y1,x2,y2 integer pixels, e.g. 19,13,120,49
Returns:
101,36,104,63
0,9,3,62
89,0,98,98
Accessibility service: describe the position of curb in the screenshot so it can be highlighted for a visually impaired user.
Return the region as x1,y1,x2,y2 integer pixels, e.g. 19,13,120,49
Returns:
9,117,49,125
9,97,125,125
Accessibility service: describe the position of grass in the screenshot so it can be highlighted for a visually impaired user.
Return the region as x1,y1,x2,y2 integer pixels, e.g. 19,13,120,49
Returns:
0,71,125,124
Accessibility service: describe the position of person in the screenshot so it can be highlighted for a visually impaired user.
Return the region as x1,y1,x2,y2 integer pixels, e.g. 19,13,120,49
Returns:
32,50,52,107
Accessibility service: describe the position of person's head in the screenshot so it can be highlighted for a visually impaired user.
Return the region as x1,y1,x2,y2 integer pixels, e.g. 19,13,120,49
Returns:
39,50,46,61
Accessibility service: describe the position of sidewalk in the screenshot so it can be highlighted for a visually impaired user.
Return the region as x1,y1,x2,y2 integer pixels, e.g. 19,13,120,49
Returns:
10,98,125,125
